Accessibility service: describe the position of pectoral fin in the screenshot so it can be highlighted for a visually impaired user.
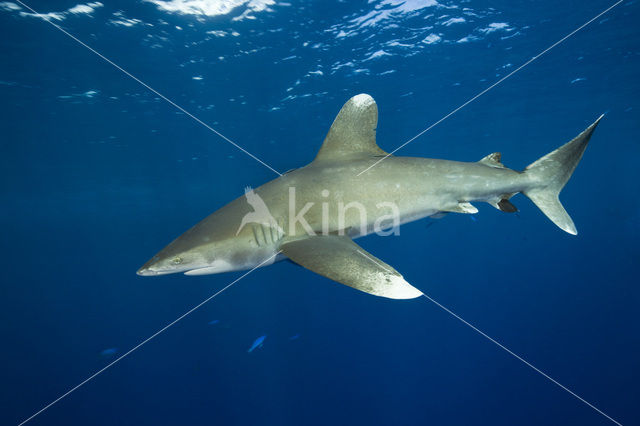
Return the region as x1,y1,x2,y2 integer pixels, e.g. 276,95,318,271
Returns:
280,235,422,299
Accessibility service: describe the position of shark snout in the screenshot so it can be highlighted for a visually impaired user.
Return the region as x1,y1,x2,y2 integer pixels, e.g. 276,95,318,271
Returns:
136,255,167,276
136,264,174,276
136,266,157,276
136,250,203,276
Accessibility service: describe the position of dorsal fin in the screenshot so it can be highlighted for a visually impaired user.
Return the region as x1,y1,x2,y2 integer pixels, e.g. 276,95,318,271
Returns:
479,152,505,168
314,94,388,162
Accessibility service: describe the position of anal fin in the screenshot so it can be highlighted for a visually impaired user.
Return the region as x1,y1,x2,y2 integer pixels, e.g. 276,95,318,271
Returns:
488,195,518,213
497,199,518,213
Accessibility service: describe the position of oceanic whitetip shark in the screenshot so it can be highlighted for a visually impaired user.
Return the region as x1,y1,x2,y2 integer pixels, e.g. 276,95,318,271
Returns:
138,94,602,299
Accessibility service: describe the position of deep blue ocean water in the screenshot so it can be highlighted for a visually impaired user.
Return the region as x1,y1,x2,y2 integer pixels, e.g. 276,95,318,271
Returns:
1,1,639,425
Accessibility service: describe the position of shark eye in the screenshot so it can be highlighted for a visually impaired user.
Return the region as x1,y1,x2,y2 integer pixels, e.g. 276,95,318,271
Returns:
172,257,183,265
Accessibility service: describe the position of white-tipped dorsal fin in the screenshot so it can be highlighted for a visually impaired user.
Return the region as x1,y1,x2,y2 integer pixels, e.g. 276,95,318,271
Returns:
479,152,505,168
314,94,388,162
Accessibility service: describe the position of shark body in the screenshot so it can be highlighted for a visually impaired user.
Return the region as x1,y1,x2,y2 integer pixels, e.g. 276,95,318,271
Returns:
138,94,602,299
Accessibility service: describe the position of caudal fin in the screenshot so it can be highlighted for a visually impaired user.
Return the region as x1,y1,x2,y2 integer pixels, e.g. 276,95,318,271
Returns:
523,115,603,235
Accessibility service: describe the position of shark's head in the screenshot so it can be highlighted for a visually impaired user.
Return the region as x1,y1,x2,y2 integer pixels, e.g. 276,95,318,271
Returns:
136,236,216,276
137,232,248,276
137,200,265,277
136,244,207,276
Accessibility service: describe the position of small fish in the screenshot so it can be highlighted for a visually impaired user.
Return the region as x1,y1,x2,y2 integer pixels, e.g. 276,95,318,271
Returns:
248,335,266,353
470,215,478,222
100,348,118,358
289,334,301,341
208,320,220,325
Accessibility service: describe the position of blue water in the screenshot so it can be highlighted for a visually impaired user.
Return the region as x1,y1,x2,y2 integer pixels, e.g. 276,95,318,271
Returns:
1,1,639,425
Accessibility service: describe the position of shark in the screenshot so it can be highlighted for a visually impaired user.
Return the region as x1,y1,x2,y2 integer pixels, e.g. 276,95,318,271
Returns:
137,94,602,299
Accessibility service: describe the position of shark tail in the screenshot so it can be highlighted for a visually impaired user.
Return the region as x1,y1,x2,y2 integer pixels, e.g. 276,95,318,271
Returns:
522,115,603,235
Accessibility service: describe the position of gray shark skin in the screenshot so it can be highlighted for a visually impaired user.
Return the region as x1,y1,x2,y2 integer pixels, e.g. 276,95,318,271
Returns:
138,94,602,299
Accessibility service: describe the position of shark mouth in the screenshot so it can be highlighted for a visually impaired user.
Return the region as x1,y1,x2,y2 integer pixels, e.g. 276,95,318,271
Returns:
184,259,235,276
136,268,175,276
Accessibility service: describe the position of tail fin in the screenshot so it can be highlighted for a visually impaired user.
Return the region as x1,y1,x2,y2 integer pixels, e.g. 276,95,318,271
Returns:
523,115,604,235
